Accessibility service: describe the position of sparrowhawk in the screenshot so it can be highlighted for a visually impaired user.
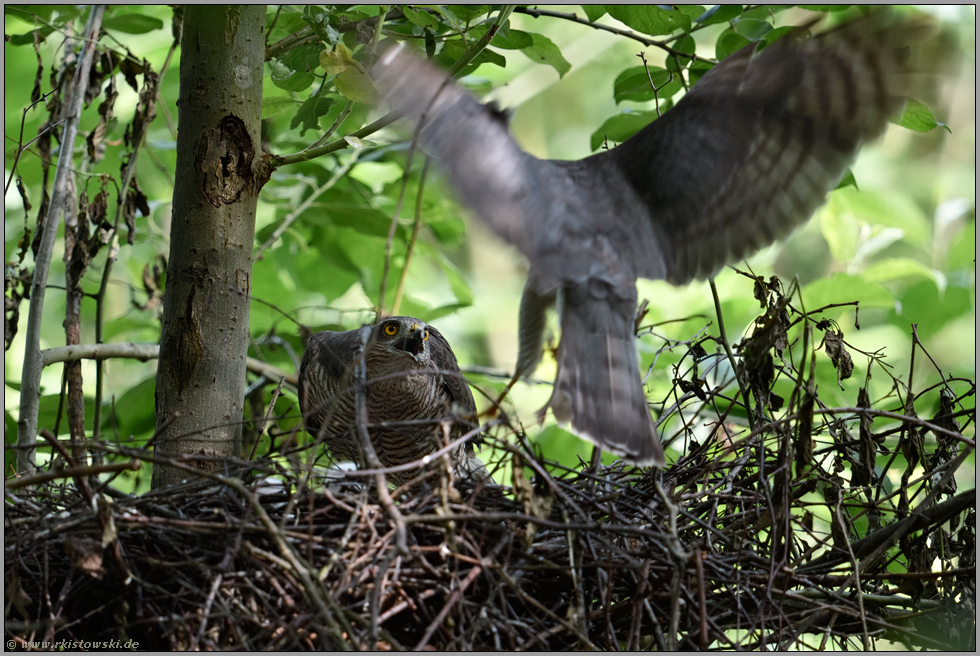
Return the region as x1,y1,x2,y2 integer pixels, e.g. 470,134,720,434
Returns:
299,316,487,484
373,12,930,466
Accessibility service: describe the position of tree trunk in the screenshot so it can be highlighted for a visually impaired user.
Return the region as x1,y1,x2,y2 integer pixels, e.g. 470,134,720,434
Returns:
152,5,268,488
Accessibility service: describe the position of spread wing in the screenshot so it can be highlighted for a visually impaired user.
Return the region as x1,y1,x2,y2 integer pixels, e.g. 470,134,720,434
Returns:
606,13,921,284
376,12,927,286
373,46,554,262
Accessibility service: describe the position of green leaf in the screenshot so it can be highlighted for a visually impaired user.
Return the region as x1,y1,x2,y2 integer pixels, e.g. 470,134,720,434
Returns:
318,202,400,239
271,64,314,92
820,196,861,263
36,394,97,435
897,98,950,133
267,9,308,43
590,110,658,151
802,274,896,311
335,67,379,104
715,27,752,60
448,5,489,22
534,424,595,467
694,5,743,25
311,227,374,285
733,17,772,41
759,25,798,49
290,95,334,135
582,5,607,22
303,6,340,45
262,95,300,120
688,60,714,85
739,6,784,21
833,186,930,247
5,4,54,21
440,39,507,71
891,279,974,340
402,6,441,29
613,66,682,104
421,193,469,245
104,377,156,437
102,13,164,34
799,5,854,12
490,27,534,50
100,315,161,342
667,34,696,72
835,169,857,190
675,5,708,23
853,225,905,262
7,27,54,45
519,32,571,77
606,5,692,36
434,252,474,306
434,6,465,31
945,218,975,271
348,161,403,194
861,257,947,290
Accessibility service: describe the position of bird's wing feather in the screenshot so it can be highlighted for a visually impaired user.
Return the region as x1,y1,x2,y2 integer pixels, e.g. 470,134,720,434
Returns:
607,14,917,284
374,47,548,261
426,325,477,415
298,329,363,433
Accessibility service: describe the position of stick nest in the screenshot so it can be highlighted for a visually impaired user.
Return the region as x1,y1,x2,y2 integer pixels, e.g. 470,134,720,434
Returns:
5,277,976,650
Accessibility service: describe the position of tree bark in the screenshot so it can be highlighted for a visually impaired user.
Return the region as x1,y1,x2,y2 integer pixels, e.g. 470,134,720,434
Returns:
152,5,268,488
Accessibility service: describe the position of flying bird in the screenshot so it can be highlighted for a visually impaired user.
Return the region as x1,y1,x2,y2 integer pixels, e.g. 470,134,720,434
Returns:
374,12,928,466
299,316,488,484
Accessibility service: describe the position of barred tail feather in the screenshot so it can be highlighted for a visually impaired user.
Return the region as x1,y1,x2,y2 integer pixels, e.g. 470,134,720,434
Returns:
546,283,665,466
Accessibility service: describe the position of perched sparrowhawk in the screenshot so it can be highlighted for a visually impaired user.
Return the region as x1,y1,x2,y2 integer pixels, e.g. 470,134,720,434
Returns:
374,12,930,465
299,316,487,484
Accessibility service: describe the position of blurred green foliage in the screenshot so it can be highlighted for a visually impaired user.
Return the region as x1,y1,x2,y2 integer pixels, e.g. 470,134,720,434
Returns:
3,5,974,488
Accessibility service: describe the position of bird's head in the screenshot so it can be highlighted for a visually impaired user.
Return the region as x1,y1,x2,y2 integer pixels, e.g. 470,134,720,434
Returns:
375,316,430,362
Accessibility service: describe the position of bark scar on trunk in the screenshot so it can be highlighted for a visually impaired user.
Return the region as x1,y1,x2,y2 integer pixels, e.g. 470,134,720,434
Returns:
199,114,254,208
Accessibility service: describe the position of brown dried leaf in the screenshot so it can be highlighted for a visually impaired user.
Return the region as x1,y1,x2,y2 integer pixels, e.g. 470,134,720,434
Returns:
5,265,29,350
118,53,145,93
127,63,158,147
852,387,876,488
676,377,707,402
31,30,43,105
752,275,767,308
822,327,853,387
86,76,117,163
123,176,150,245
795,388,814,479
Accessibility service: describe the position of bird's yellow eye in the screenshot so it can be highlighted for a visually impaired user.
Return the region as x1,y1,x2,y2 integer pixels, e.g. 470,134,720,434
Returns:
383,323,399,337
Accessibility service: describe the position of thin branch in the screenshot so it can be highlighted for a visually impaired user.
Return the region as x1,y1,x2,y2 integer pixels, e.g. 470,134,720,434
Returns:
513,6,713,62
4,459,141,490
40,342,298,388
16,4,106,474
391,157,430,316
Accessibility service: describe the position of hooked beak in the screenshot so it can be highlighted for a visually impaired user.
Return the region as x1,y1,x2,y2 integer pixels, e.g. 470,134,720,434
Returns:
396,325,427,357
